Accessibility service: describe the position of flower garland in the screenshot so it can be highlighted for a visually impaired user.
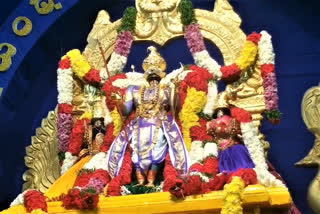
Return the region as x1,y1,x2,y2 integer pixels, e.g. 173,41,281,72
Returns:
107,148,133,196
62,188,99,210
179,65,214,150
24,190,48,214
179,1,281,122
258,31,281,123
179,87,207,150
57,57,73,155
62,167,110,210
60,112,91,175
240,121,284,187
221,176,245,214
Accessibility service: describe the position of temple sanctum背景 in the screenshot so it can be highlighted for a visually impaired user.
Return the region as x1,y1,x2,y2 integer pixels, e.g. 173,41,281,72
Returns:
0,0,320,214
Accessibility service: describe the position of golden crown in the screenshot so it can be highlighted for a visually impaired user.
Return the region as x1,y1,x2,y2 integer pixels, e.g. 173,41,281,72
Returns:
142,46,167,79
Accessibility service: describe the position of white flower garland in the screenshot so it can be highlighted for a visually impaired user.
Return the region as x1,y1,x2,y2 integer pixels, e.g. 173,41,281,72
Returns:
102,96,113,126
240,122,284,187
112,72,147,88
61,152,78,175
193,50,222,80
202,80,218,117
258,31,275,65
202,142,218,159
83,152,109,171
57,68,73,104
189,141,204,165
10,190,29,207
107,52,128,76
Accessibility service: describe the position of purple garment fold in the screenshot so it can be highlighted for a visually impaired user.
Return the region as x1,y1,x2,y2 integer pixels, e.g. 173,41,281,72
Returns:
58,113,73,152
218,144,255,172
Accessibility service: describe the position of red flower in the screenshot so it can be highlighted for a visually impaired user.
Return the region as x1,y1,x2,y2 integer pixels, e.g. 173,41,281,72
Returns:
183,66,214,92
202,157,219,176
166,178,185,198
117,149,133,186
74,170,94,187
227,168,257,186
102,73,127,110
62,188,99,210
230,107,252,123
58,103,73,114
59,57,71,69
208,173,228,191
189,163,204,173
84,69,101,85
220,63,241,83
92,169,111,184
184,175,203,196
261,64,275,79
163,154,179,179
179,81,188,107
24,190,47,213
190,118,212,142
246,32,262,45
101,123,115,152
68,119,90,155
107,178,121,196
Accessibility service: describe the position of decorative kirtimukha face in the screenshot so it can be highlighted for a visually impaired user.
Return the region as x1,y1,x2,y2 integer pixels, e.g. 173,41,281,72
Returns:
138,0,180,13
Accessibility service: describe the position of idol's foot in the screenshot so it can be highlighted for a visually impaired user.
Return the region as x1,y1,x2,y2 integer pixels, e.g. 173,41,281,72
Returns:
133,183,145,187
135,170,146,186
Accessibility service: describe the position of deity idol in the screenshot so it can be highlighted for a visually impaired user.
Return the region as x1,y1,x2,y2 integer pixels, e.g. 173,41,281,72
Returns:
106,46,190,187
206,92,255,172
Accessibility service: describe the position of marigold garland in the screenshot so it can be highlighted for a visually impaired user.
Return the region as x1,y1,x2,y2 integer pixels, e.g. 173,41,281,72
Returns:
179,87,207,150
66,49,91,79
221,176,245,214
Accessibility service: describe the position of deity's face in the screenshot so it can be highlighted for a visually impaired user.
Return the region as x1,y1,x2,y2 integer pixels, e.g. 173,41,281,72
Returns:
147,72,161,84
217,109,225,118
94,120,102,128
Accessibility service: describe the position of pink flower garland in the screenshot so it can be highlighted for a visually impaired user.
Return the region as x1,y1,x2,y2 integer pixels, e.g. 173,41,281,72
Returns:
58,113,73,152
261,65,279,110
57,57,73,153
114,31,134,57
184,24,206,55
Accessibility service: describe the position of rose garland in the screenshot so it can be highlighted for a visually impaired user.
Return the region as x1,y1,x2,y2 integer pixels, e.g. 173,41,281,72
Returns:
24,190,48,214
107,148,133,196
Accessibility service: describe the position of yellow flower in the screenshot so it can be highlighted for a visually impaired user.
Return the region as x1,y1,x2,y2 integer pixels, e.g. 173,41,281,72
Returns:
179,87,207,151
66,49,91,79
236,41,258,71
221,176,245,214
30,209,47,214
110,108,123,136
80,111,93,120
